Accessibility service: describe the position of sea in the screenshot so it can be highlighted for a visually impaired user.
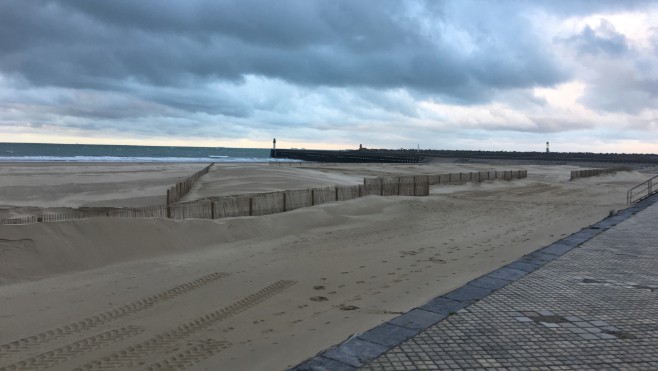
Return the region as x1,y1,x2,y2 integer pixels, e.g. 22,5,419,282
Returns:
0,142,285,163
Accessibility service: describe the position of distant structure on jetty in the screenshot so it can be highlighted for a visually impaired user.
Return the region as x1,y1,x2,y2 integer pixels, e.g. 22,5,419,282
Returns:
270,141,658,164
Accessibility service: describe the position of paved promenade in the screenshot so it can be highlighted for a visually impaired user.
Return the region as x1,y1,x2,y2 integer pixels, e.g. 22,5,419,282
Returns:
293,195,658,370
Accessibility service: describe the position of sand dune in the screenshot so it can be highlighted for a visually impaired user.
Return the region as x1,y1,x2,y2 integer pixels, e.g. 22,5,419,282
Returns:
0,163,652,370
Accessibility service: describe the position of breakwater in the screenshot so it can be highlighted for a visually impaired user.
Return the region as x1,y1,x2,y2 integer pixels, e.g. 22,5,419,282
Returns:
272,148,658,164
270,149,420,163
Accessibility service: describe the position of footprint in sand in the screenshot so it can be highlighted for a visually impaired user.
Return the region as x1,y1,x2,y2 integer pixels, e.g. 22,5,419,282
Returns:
339,304,359,311
311,296,328,302
313,285,325,290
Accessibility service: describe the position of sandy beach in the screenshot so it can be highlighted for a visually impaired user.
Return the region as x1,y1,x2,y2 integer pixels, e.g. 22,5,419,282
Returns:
0,162,652,370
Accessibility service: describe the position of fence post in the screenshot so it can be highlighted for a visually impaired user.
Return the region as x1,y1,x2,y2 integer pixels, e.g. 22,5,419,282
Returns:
249,197,253,216
282,192,287,212
211,202,215,219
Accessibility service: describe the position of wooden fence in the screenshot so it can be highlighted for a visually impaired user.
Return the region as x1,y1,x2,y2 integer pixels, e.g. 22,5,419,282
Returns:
570,167,630,180
166,163,214,205
1,169,527,225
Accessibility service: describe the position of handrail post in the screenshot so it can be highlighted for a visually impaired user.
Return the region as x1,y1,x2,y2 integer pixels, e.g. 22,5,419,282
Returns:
649,179,653,198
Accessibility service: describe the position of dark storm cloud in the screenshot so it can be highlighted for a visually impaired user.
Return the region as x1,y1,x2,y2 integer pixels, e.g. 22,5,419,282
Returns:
2,0,658,149
0,0,569,108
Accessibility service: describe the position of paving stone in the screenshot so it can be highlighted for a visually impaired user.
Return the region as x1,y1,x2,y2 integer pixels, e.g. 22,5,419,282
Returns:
506,261,541,272
357,324,419,348
387,309,445,330
519,251,556,265
487,267,529,281
292,356,357,371
559,233,593,246
468,276,511,291
322,337,389,368
419,297,469,315
444,284,492,302
540,242,574,256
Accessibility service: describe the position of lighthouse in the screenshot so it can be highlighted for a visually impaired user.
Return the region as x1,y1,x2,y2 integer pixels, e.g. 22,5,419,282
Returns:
546,141,550,153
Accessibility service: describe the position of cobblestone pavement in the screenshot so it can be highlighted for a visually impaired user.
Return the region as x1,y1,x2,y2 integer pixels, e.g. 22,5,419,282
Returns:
293,196,658,371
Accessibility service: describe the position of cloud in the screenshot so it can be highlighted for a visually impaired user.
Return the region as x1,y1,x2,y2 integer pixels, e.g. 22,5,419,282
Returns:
1,0,658,152
0,1,569,100
565,19,629,55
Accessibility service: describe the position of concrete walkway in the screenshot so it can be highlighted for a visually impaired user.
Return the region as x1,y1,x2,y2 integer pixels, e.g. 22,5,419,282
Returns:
293,195,658,370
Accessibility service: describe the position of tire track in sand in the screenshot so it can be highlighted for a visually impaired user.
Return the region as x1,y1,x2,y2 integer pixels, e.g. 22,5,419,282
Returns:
77,280,297,371
0,327,143,371
142,339,231,371
0,272,229,358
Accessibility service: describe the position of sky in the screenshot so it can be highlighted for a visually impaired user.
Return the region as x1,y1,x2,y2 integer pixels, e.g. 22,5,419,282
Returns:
1,1,658,152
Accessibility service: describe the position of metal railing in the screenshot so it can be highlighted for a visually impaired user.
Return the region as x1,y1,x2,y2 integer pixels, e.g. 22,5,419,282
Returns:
627,174,658,204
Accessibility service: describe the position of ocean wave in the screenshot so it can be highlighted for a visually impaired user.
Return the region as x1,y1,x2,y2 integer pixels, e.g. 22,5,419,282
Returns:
0,156,295,163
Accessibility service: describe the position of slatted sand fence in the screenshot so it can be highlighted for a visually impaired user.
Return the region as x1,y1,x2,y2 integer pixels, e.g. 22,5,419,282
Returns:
166,163,214,205
398,176,416,196
336,185,361,201
570,167,629,180
382,177,400,196
251,192,285,216
414,175,430,196
0,216,38,225
168,200,213,219
0,169,528,225
106,206,169,219
211,195,252,218
38,207,170,222
363,178,383,196
313,186,337,205
285,189,313,210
